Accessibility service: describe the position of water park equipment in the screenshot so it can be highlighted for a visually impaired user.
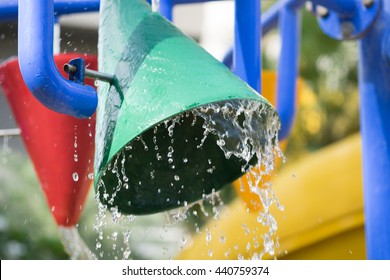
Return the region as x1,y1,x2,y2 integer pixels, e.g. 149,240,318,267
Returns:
0,0,389,260
0,54,96,227
95,0,278,215
17,0,279,217
0,1,101,228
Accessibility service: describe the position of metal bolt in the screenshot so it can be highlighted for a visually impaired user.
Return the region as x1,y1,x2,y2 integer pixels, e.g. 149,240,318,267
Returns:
363,0,375,8
317,5,329,18
341,21,355,38
64,63,115,84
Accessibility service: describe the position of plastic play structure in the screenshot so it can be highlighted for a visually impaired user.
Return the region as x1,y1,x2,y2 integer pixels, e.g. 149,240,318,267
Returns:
0,0,389,260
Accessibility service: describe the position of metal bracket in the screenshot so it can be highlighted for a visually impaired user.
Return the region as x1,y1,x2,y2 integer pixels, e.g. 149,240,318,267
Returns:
316,0,382,40
64,58,115,84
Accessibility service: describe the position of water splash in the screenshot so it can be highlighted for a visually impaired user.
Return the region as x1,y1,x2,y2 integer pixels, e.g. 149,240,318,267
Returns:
58,226,96,260
152,0,160,13
92,195,194,259
93,99,281,259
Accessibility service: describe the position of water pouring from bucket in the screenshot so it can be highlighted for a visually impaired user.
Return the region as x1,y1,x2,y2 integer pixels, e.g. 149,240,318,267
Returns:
95,0,280,215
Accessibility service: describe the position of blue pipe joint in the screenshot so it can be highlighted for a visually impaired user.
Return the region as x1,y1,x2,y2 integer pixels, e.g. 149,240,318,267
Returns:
18,0,97,118
67,58,86,84
316,0,382,40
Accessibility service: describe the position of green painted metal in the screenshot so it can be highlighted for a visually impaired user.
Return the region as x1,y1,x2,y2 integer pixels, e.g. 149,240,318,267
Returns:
95,0,278,215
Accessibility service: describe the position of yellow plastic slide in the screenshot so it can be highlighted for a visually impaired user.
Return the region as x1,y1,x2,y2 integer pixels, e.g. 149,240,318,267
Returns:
178,133,365,259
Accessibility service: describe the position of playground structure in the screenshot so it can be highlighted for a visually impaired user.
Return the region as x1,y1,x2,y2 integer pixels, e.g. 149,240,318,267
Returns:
0,0,389,260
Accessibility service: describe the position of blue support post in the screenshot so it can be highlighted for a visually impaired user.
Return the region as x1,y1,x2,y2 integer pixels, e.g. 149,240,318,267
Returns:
263,0,305,35
277,5,301,140
359,0,390,259
234,0,261,92
18,0,98,118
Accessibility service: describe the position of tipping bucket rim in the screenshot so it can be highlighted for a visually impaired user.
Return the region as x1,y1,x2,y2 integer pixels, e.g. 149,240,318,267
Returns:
94,97,279,215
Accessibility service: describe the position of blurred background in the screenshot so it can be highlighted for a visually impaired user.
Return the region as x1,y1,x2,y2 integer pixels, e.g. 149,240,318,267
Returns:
0,0,359,259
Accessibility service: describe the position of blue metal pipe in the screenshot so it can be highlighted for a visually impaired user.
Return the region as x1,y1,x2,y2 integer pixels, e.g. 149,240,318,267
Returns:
277,5,301,140
0,0,100,21
234,0,261,92
223,0,305,71
160,0,173,20
173,0,221,4
311,0,357,17
18,0,97,118
263,0,305,35
359,1,390,259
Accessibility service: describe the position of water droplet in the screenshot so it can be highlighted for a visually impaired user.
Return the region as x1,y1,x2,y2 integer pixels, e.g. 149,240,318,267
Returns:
123,249,131,259
206,227,211,244
72,172,79,181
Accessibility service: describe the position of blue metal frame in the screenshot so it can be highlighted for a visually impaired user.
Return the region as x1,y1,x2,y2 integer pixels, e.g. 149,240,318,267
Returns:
277,3,302,140
158,0,223,21
234,0,261,92
18,0,98,118
315,0,381,40
312,0,356,17
160,0,262,91
358,0,390,259
161,0,305,139
9,0,390,259
0,0,100,21
134,0,390,259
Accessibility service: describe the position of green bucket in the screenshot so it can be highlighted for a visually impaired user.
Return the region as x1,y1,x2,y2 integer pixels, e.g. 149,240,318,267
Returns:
95,0,279,215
